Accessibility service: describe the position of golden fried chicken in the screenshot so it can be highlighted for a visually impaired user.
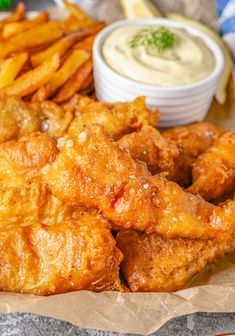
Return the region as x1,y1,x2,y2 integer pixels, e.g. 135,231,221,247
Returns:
118,126,179,175
188,132,235,201
30,100,73,138
162,122,224,186
44,125,234,240
0,132,79,227
0,96,72,143
116,227,235,292
0,131,58,184
67,96,159,140
0,96,39,144
0,213,123,295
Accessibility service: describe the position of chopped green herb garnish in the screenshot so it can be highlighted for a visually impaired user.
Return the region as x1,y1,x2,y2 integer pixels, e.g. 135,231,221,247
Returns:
0,0,12,11
128,26,179,53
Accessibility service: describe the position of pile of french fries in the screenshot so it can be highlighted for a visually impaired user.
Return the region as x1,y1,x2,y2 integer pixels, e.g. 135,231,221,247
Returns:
0,1,104,103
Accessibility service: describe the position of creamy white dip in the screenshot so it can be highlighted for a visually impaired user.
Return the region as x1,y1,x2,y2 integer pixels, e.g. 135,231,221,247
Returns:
102,25,216,86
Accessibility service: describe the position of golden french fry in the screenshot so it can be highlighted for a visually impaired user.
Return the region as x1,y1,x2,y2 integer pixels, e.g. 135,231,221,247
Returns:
74,33,98,52
0,22,63,59
80,72,93,90
61,15,93,34
0,53,28,89
2,12,49,39
54,58,92,103
30,31,89,67
63,0,93,22
0,2,25,25
79,77,94,96
17,59,33,77
44,49,90,99
31,85,47,102
0,54,60,97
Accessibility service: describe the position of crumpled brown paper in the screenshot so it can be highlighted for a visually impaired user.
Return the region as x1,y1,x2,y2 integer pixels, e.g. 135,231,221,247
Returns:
0,253,234,335
0,2,235,335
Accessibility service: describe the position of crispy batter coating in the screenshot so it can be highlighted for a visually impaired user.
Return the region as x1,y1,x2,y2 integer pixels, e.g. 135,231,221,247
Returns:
67,96,159,140
162,122,224,186
188,132,235,201
116,228,235,292
0,131,58,183
0,214,123,295
0,132,79,227
118,126,179,175
30,100,73,138
44,125,234,240
0,96,40,144
0,97,73,143
0,181,84,227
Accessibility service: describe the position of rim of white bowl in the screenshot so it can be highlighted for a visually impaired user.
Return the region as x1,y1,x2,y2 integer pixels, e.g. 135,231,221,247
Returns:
93,18,224,92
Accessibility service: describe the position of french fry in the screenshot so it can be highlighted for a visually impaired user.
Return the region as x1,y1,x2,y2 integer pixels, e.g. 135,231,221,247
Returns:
0,53,28,89
63,0,93,22
0,22,63,59
0,2,25,40
80,72,93,90
79,75,94,96
30,31,89,67
0,2,25,25
31,85,47,102
17,58,33,77
74,33,98,52
61,15,93,34
2,12,49,40
63,17,105,35
43,49,90,99
54,58,92,103
0,54,60,97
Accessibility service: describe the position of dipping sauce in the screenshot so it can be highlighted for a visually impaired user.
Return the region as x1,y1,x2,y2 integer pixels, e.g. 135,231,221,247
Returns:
102,25,216,86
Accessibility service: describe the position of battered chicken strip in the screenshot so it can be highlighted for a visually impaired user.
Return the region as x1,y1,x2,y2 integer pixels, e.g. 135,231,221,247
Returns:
66,96,159,140
0,96,72,143
0,213,123,295
118,126,179,175
188,132,235,201
0,132,78,227
116,227,235,292
162,122,224,186
44,125,234,240
30,100,73,138
0,131,58,184
0,96,39,144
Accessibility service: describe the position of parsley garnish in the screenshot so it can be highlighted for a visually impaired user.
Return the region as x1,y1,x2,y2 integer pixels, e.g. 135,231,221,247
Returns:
128,26,179,53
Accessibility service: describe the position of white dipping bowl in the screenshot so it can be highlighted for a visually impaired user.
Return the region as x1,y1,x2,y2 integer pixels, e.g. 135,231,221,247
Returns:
93,18,224,127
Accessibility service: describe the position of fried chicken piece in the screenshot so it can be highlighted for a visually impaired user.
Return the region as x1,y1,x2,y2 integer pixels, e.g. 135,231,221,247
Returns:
118,126,179,175
0,132,79,227
0,131,58,184
44,125,234,240
0,213,123,295
30,100,73,138
162,122,224,186
188,132,235,201
116,227,235,292
0,180,83,227
117,122,223,184
0,96,73,143
0,96,40,144
67,96,159,140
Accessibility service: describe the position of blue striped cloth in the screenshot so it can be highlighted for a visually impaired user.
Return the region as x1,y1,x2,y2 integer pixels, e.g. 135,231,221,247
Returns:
216,0,235,75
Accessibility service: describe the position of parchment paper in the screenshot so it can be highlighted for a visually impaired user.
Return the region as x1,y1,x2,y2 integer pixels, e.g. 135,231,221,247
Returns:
0,2,235,335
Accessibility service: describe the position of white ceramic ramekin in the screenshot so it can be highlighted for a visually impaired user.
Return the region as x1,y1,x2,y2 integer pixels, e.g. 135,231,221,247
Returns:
93,19,224,127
